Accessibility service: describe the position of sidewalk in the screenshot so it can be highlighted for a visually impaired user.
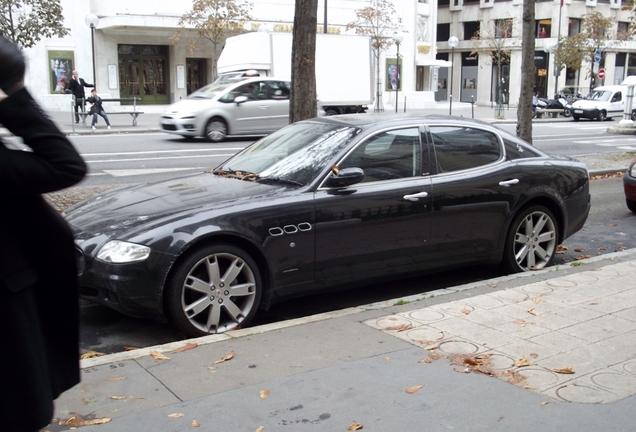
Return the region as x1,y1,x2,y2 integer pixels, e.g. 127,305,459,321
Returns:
49,250,636,431
30,103,636,430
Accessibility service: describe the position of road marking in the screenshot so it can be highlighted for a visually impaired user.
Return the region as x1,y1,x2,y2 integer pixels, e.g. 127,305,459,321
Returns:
81,148,244,157
103,167,208,177
85,154,236,163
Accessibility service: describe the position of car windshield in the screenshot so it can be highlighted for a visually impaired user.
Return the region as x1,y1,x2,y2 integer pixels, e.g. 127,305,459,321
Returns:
188,82,234,100
586,90,611,101
217,121,359,186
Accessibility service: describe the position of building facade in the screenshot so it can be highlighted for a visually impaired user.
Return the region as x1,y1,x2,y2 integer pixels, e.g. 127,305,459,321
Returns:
22,0,636,112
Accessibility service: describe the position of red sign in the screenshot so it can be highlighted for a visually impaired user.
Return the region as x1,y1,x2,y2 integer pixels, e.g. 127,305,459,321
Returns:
598,68,606,79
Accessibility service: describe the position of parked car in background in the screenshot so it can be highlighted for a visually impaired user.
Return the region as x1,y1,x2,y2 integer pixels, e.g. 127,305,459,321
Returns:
624,156,636,212
160,77,292,142
571,85,627,121
65,115,591,338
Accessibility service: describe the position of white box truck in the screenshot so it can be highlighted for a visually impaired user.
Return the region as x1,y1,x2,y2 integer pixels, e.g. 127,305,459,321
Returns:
217,32,374,115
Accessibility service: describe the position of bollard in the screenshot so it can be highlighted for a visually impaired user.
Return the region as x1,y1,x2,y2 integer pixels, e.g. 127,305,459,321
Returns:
403,97,406,113
471,95,475,119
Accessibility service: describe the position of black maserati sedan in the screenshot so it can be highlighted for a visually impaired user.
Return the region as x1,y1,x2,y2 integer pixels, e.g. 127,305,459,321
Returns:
65,115,591,337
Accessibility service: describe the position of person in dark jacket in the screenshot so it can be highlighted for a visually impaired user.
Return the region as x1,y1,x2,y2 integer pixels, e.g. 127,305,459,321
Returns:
0,36,87,432
65,70,93,123
86,89,111,130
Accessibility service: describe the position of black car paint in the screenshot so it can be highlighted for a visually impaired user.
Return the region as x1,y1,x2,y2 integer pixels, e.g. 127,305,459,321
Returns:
66,115,590,323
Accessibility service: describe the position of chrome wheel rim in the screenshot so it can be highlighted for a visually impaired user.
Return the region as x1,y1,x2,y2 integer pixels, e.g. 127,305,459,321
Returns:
181,252,257,334
206,121,226,141
513,211,557,271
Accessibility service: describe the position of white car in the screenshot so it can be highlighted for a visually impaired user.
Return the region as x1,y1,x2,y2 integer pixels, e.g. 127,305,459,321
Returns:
160,77,292,142
571,85,626,122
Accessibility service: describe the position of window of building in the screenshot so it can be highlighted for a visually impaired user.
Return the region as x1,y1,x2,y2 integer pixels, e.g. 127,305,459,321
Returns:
568,18,581,36
439,0,450,6
536,20,551,38
495,19,513,38
429,126,501,173
464,21,480,40
437,23,451,41
618,21,629,35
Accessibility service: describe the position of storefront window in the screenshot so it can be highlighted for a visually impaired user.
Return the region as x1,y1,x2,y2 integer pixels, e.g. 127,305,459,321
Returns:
48,50,74,94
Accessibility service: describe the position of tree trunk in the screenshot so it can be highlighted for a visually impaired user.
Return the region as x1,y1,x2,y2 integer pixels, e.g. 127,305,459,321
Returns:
516,0,535,143
290,0,318,123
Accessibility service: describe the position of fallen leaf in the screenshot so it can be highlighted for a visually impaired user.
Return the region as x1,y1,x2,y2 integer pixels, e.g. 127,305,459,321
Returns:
347,422,364,430
556,245,568,254
109,376,126,381
453,367,471,373
80,350,105,359
260,389,270,400
461,307,471,315
406,385,424,394
123,346,138,351
208,366,218,371
173,342,199,353
575,254,593,260
214,351,235,364
540,401,549,406
167,413,185,418
529,353,539,358
84,418,112,426
513,319,529,327
255,427,265,432
574,248,584,252
527,307,538,316
192,419,201,427
598,247,607,251
418,357,432,363
82,398,97,404
513,356,533,368
425,344,438,351
549,367,575,374
383,323,413,332
109,395,145,400
385,356,392,361
151,350,171,361
608,223,617,227
532,297,542,305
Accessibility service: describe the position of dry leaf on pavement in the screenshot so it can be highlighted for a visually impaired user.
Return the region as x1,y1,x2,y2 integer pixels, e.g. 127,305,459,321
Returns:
527,307,538,316
549,367,575,374
513,356,533,368
513,319,529,327
540,401,549,406
255,426,265,432
347,423,364,430
425,345,438,351
406,385,424,394
260,389,270,400
192,419,201,427
173,342,199,353
461,307,471,315
214,350,235,364
108,376,126,381
80,350,105,359
532,297,542,304
167,413,185,418
418,357,432,363
150,350,171,361
123,346,138,351
383,323,413,332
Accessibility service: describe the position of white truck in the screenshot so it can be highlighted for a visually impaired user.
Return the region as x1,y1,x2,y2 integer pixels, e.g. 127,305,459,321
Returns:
216,31,374,115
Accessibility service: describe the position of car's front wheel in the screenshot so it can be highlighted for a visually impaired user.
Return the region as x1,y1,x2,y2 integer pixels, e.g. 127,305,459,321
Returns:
164,243,262,337
502,206,559,273
597,110,606,122
205,117,228,142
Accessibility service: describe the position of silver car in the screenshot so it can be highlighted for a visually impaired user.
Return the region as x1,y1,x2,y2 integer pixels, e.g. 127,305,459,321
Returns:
160,77,292,142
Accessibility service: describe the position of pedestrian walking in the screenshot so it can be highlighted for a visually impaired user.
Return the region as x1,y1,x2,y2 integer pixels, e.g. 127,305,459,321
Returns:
64,70,93,123
87,89,111,130
0,36,87,432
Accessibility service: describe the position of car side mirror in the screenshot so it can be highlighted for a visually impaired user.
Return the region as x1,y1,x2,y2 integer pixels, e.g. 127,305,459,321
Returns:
325,167,365,188
234,95,248,104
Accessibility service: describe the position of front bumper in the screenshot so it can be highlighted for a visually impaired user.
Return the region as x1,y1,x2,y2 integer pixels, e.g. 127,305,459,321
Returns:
572,108,599,119
160,114,200,137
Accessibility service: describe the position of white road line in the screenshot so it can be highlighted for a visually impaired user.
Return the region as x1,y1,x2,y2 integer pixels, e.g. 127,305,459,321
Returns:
103,167,208,177
81,148,243,157
85,154,236,163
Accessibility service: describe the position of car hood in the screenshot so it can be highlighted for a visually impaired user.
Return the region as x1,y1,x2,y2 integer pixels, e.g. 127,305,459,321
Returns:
65,173,291,238
164,98,217,114
571,99,614,108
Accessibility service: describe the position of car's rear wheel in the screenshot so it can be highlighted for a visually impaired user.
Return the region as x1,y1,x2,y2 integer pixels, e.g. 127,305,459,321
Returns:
164,243,262,337
627,199,636,213
502,206,559,273
205,117,228,142
597,110,606,122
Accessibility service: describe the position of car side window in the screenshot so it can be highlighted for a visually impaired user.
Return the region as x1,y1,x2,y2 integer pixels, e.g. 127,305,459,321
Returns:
270,81,291,100
503,137,541,160
429,126,501,173
339,128,422,182
613,92,622,102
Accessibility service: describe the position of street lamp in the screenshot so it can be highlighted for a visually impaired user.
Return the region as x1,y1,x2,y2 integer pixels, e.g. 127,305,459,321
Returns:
448,36,459,115
393,32,404,113
85,14,99,86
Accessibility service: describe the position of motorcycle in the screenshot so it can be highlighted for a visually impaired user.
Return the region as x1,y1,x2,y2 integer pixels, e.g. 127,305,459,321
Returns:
533,95,572,118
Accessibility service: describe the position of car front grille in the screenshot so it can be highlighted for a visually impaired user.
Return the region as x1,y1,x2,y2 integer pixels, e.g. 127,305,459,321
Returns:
162,124,177,131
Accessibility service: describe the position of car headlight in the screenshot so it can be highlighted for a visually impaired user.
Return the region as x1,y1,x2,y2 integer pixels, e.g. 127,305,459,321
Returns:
630,164,636,177
96,240,151,263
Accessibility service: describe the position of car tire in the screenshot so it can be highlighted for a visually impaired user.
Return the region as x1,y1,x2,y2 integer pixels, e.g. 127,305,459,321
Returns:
573,116,580,122
205,117,228,142
563,108,572,117
627,199,636,213
325,108,340,116
502,205,559,273
164,243,262,337
631,110,636,121
597,111,606,122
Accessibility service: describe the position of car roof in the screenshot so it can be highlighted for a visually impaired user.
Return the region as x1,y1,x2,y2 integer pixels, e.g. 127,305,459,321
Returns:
306,113,496,129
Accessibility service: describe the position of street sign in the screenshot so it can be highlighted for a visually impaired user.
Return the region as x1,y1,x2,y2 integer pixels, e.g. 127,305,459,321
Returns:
598,68,606,79
594,49,602,63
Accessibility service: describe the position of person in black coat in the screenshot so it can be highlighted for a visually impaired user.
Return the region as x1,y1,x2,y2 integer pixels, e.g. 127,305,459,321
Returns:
65,70,94,123
0,36,87,432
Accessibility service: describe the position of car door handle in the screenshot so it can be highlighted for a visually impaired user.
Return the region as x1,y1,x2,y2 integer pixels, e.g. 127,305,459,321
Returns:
403,192,429,201
499,179,520,187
